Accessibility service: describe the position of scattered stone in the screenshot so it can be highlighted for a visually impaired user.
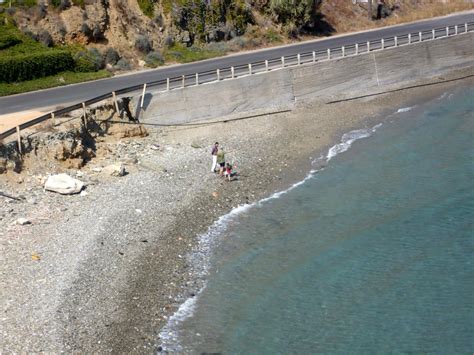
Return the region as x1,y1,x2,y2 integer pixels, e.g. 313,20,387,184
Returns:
190,142,201,149
149,144,160,150
44,174,84,195
91,167,103,173
135,209,142,214
103,163,126,177
16,218,31,225
80,190,89,197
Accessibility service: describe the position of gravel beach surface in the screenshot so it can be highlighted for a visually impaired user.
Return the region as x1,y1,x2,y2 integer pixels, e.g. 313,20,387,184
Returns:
1,72,472,352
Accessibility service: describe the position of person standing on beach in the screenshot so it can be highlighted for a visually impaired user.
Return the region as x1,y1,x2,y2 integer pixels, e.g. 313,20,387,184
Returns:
216,147,226,176
211,142,219,172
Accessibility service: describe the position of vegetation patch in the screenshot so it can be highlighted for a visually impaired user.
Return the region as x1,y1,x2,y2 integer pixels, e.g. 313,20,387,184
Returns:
0,70,111,96
137,0,154,18
163,43,223,63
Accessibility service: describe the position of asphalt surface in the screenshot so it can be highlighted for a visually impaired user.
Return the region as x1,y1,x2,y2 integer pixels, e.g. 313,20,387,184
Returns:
1,12,473,115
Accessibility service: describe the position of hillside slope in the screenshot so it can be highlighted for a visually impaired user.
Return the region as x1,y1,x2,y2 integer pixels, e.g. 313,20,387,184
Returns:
1,0,472,70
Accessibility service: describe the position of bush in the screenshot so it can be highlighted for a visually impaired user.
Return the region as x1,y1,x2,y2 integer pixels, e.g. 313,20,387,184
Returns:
73,48,103,72
268,0,315,33
164,35,174,48
115,58,130,71
0,50,75,82
58,0,71,10
144,51,163,67
137,0,154,18
104,47,120,65
92,23,104,42
80,22,92,39
37,29,53,46
0,34,21,49
134,34,152,53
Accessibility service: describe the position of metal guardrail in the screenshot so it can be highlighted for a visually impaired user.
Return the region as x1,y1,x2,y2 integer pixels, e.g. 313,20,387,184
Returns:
1,21,473,143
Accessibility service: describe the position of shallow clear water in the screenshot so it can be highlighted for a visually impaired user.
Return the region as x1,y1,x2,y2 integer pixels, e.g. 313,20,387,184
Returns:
165,87,474,353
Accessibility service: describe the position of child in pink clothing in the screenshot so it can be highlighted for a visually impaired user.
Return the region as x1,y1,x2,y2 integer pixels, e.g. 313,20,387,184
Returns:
224,163,233,181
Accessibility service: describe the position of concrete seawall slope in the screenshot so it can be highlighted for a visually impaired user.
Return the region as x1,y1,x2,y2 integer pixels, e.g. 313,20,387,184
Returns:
141,33,473,125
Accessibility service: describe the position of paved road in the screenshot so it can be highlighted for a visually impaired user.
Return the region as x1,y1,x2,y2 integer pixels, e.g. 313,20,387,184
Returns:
1,12,472,115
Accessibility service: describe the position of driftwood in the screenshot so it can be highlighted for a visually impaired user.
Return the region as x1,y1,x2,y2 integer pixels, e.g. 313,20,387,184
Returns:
0,191,23,201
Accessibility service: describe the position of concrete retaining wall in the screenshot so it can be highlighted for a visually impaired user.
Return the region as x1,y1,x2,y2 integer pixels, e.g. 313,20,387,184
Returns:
141,33,473,125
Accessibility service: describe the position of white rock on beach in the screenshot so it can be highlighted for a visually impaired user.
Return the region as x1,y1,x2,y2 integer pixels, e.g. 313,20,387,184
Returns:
44,174,84,195
16,218,31,225
103,163,126,177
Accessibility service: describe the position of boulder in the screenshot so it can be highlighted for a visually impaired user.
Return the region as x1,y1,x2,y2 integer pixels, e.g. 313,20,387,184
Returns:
103,163,126,177
44,174,84,194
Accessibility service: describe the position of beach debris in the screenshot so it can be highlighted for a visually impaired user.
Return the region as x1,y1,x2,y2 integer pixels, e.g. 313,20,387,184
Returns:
44,174,84,195
135,209,142,214
0,191,22,201
149,144,160,150
31,252,41,261
80,190,89,197
103,163,126,177
16,218,31,225
91,167,103,173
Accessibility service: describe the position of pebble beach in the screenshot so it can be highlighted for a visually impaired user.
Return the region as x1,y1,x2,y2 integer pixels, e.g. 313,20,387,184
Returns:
1,71,472,352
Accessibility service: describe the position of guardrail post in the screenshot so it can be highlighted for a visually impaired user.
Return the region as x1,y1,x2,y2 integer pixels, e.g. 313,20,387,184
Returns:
248,63,252,75
342,46,345,57
455,25,458,35
297,53,301,65
112,91,120,114
408,33,411,44
231,66,235,78
16,126,22,155
327,48,331,59
217,69,220,81
446,26,449,36
367,41,370,52
182,75,185,88
195,73,199,85
380,39,384,50
312,51,316,62
82,102,87,126
465,23,468,33
265,60,269,71
355,43,359,54
140,84,147,108
166,78,170,91
281,56,285,67
51,112,55,126
432,29,435,40
419,31,422,42
394,36,398,47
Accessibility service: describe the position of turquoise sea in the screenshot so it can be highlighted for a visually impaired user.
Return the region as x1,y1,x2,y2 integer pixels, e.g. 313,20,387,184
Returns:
160,86,474,353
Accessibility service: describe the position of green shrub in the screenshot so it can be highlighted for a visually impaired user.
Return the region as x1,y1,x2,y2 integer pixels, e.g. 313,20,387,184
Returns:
144,51,163,67
135,35,152,53
73,48,103,72
0,50,74,82
37,29,53,46
268,0,316,34
115,58,130,71
0,34,21,49
104,47,120,65
137,0,154,18
173,0,253,43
